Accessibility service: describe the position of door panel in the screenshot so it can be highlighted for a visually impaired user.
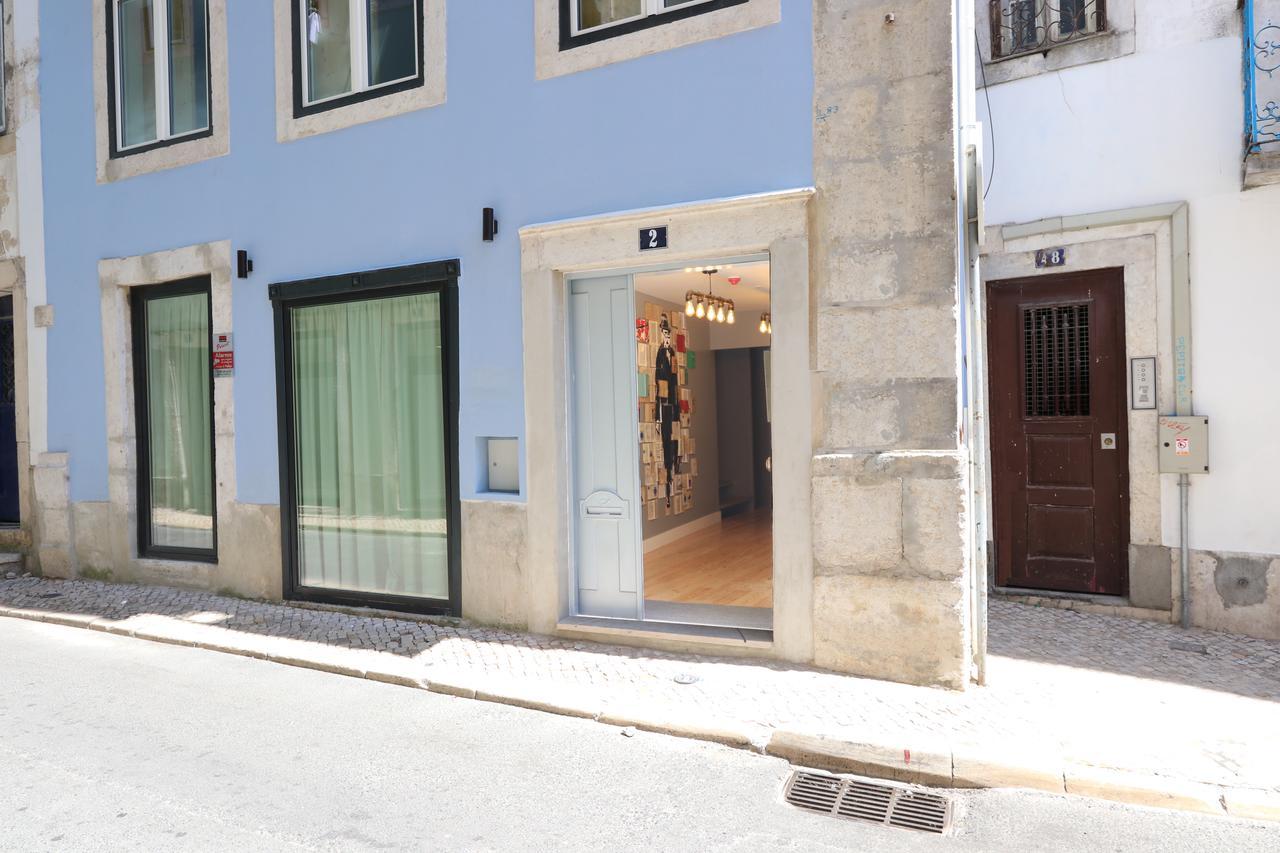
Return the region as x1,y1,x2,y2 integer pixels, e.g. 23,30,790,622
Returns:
571,276,643,619
988,269,1129,596
0,296,17,523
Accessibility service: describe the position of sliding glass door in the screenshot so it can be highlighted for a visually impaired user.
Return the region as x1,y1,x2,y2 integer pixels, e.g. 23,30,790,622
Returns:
272,262,459,613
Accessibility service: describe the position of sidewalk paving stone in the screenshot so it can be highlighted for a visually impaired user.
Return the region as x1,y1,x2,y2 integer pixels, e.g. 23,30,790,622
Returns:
1,576,1278,817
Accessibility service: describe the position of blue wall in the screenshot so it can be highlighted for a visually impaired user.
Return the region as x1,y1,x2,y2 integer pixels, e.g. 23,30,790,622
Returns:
39,2,813,505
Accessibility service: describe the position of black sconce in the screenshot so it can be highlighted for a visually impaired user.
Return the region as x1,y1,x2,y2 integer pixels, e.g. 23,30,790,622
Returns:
482,208,499,242
237,249,254,279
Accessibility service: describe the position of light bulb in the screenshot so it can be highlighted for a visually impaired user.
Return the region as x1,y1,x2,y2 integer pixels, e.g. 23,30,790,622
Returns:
766,322,772,334
695,301,706,319
685,296,695,316
727,307,735,324
716,304,726,323
759,317,768,333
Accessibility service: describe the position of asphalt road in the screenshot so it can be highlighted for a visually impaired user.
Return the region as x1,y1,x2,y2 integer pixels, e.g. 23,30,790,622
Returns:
1,617,1277,852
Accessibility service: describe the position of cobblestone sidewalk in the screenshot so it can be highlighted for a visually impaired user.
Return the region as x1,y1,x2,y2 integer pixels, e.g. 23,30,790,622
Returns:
2,576,1278,815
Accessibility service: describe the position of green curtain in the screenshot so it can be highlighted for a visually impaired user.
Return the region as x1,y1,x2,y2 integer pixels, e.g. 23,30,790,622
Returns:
146,291,214,550
292,291,448,599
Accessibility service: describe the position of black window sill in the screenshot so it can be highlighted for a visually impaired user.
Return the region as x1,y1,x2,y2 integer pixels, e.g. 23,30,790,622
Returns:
109,127,214,161
292,76,425,121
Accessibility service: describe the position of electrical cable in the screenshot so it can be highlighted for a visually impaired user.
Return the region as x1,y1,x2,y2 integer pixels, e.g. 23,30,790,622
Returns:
977,31,996,200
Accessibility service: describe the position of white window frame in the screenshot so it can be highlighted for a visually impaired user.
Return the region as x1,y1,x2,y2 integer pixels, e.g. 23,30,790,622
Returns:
299,0,422,110
570,0,717,38
111,0,212,154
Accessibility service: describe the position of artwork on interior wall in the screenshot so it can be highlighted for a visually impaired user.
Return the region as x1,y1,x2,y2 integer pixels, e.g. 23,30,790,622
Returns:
638,304,698,522
687,351,696,369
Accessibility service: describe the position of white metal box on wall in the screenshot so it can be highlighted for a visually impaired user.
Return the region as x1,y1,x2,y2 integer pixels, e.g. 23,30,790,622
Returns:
1158,416,1209,474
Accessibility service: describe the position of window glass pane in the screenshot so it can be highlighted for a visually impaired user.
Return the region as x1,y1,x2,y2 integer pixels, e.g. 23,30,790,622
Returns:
168,0,210,136
367,0,417,87
292,292,449,600
145,291,213,552
579,0,644,30
118,0,157,148
304,0,353,102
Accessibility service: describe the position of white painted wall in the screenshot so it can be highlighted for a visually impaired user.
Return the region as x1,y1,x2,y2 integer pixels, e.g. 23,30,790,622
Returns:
979,3,1280,556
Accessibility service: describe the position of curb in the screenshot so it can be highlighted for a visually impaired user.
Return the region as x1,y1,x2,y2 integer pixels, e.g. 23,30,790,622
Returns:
2,603,1276,823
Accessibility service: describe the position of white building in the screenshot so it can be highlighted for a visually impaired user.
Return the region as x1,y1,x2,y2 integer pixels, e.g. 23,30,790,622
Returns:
976,0,1280,639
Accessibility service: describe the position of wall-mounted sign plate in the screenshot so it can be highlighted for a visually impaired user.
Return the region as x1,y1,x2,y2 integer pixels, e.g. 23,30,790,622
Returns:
213,333,234,378
1130,356,1156,410
1035,247,1067,268
640,226,668,251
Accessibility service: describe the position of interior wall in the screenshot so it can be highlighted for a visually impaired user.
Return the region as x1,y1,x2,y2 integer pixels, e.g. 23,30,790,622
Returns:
714,349,755,510
635,292,720,541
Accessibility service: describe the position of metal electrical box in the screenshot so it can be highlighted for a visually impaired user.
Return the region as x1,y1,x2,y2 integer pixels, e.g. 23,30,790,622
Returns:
1158,416,1209,474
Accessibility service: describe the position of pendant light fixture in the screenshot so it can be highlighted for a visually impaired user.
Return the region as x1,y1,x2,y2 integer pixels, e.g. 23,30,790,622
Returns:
683,268,736,326
759,313,771,334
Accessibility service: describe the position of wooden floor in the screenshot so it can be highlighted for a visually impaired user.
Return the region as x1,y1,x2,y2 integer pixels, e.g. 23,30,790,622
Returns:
643,509,773,608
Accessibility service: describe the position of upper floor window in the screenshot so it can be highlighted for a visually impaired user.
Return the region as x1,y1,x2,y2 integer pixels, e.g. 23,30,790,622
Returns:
293,0,423,116
108,0,211,156
989,0,1106,60
561,0,749,49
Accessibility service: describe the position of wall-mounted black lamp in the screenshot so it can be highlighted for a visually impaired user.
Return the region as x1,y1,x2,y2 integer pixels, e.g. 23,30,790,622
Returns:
237,249,254,279
482,208,499,242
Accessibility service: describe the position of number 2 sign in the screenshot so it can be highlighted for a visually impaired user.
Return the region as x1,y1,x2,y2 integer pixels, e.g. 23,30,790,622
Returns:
640,226,668,251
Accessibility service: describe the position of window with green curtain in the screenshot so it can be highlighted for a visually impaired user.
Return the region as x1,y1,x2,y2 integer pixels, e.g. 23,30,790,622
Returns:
291,291,448,600
142,288,214,553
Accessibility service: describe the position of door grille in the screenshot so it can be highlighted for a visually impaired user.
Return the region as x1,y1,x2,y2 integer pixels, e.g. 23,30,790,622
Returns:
1023,303,1090,417
784,771,952,835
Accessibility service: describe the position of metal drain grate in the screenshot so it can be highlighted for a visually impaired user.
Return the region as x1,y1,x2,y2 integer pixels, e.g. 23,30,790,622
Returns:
784,771,951,835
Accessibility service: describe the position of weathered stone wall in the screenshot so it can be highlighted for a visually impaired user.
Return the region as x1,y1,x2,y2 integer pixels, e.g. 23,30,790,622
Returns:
810,1,971,688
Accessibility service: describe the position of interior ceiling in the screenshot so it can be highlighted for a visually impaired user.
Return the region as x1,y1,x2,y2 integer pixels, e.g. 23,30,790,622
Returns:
635,260,770,313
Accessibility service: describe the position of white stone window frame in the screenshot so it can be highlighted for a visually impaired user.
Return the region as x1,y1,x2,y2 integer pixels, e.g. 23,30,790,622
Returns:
92,0,230,184
273,0,446,143
977,203,1188,616
518,188,814,663
977,0,1135,87
99,241,238,582
535,0,779,80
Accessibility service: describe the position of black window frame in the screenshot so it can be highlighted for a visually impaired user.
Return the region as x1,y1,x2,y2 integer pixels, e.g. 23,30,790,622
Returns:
559,0,749,50
269,259,462,617
104,0,216,160
290,0,427,119
130,275,218,563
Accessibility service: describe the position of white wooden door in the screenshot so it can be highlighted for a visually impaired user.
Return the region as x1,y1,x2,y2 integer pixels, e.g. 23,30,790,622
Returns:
570,275,643,619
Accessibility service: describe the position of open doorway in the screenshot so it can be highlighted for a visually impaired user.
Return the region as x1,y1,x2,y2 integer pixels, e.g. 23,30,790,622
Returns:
568,257,773,633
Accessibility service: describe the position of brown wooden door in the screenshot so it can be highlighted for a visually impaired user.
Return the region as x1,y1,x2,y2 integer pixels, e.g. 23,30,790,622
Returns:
987,269,1129,596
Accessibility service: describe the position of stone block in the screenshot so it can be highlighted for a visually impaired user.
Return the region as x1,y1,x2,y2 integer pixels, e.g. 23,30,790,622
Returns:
821,378,958,451
901,475,965,580
815,304,958,382
812,476,901,571
815,154,957,241
33,465,68,512
820,235,961,308
1128,544,1173,611
461,500,530,629
812,573,968,688
37,545,74,580
813,0,954,86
